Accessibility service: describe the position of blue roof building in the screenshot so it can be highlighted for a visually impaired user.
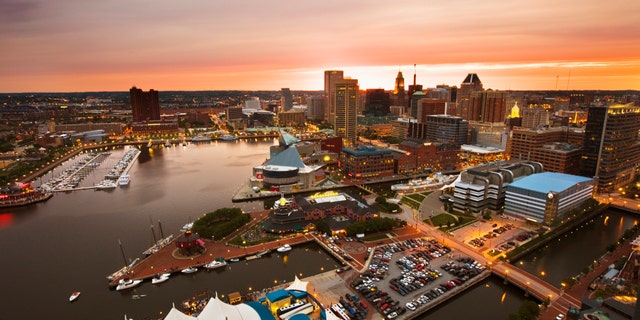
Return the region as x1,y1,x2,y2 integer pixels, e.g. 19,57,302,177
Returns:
504,172,594,225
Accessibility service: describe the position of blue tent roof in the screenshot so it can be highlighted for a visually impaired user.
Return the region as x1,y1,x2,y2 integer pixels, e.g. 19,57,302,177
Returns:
508,172,592,194
266,289,290,302
245,301,276,320
289,314,311,320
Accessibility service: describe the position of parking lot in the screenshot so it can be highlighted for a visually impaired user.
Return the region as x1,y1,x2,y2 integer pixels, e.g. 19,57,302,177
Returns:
342,237,490,319
454,219,538,256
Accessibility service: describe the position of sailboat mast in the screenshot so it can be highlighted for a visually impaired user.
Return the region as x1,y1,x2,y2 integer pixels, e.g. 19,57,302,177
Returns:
118,239,128,266
158,220,165,239
150,224,158,245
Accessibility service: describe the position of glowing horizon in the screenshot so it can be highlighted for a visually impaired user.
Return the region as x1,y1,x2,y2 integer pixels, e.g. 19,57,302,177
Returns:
2,0,639,93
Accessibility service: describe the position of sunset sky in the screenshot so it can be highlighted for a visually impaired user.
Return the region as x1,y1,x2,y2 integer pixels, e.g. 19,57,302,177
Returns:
2,0,639,92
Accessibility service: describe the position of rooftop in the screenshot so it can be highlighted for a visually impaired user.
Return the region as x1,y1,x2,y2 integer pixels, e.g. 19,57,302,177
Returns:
508,172,592,194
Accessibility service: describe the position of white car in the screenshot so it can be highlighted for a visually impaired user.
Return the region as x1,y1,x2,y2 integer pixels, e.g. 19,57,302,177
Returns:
405,302,416,311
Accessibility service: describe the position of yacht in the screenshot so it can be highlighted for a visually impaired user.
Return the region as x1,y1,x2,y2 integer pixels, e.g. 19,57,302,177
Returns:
277,244,292,253
203,260,227,270
191,134,212,142
95,180,117,190
118,174,130,186
181,266,198,274
151,273,171,284
116,278,142,291
220,134,237,141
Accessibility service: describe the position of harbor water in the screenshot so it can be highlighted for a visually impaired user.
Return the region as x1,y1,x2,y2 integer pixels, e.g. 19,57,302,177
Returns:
0,139,636,319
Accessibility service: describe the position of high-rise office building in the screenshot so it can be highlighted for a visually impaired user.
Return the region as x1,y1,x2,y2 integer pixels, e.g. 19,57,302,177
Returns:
333,78,359,146
324,70,344,122
455,73,507,123
364,89,390,116
580,103,640,193
306,95,325,121
416,98,446,123
280,88,293,112
130,87,160,122
393,71,405,106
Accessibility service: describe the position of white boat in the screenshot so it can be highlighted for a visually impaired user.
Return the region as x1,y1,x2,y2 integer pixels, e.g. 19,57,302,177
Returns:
390,173,458,191
116,278,142,291
118,174,130,186
277,244,292,253
181,267,198,274
204,260,227,270
220,134,237,141
180,222,193,233
228,258,240,263
96,180,117,190
191,134,212,142
69,291,81,302
151,273,170,284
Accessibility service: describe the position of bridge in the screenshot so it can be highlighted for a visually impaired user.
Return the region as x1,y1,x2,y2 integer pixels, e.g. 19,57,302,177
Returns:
490,261,561,302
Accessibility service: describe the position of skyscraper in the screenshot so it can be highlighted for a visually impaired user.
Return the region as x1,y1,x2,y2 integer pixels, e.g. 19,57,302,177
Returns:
130,87,160,122
580,103,640,193
324,70,344,122
455,73,507,123
333,78,359,146
393,71,405,106
280,88,293,112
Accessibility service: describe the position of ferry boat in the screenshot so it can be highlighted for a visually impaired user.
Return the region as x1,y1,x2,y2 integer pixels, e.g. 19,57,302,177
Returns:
0,182,53,208
118,174,130,186
277,244,292,253
116,278,142,291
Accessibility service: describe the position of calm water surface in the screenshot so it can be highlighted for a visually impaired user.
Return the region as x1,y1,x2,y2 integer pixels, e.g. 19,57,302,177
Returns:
0,140,636,319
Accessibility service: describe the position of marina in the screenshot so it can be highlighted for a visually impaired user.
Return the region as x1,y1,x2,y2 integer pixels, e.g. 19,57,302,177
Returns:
1,141,635,320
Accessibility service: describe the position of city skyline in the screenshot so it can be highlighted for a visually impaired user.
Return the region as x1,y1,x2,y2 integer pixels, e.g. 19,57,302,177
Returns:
2,0,639,93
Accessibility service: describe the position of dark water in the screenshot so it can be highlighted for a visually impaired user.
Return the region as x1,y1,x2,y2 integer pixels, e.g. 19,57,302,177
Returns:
514,209,639,287
0,140,636,320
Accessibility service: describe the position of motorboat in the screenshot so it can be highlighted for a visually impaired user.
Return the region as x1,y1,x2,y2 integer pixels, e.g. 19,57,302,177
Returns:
118,174,130,186
203,260,227,270
116,278,142,291
151,273,171,284
228,258,240,263
220,134,237,141
191,134,212,142
277,244,292,253
95,180,117,190
181,267,198,274
180,222,193,233
69,291,81,302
